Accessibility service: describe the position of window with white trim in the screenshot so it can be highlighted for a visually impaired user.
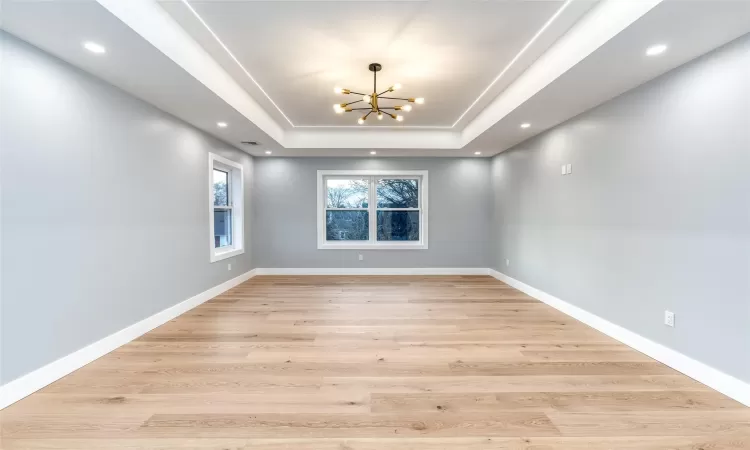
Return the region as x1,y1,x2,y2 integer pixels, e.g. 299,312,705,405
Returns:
317,170,428,249
209,153,244,262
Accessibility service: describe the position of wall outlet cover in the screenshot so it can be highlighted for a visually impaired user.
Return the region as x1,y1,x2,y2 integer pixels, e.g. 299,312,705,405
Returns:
561,165,566,175
566,163,572,174
664,310,675,327
358,254,364,261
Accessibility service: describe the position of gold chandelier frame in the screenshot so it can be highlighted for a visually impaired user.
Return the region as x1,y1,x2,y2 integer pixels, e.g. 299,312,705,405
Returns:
333,62,424,124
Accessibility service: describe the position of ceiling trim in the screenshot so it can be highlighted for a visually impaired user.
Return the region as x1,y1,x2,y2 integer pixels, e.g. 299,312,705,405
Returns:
93,0,674,152
450,0,573,128
95,0,285,144
179,0,576,130
460,0,662,147
179,0,295,128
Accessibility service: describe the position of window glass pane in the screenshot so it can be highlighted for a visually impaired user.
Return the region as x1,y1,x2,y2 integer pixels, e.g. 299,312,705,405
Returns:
326,179,368,208
377,211,419,241
214,209,232,248
213,169,229,206
377,179,418,208
326,210,369,241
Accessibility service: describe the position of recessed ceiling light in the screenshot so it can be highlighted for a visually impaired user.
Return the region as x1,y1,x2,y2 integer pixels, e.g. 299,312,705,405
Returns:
370,151,377,155
83,41,106,54
474,152,482,155
265,151,272,155
646,44,667,56
217,122,228,128
520,123,531,129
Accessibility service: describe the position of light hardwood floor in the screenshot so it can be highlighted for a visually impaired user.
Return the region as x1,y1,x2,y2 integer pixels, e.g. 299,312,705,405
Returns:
2,275,749,449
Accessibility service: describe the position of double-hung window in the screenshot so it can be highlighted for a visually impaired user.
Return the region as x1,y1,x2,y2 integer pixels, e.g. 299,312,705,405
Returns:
209,153,244,262
317,170,428,249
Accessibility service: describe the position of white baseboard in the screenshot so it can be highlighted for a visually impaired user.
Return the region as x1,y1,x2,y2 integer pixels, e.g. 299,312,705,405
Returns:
0,269,257,409
489,269,750,407
255,267,490,276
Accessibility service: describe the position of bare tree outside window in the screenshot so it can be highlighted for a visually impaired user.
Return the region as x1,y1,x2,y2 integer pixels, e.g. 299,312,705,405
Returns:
326,179,369,240
320,173,425,248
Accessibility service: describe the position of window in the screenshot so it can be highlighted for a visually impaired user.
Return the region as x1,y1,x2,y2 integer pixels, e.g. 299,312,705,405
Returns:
317,170,428,249
209,153,244,262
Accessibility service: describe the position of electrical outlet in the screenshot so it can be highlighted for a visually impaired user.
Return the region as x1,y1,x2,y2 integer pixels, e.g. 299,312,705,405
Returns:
505,259,510,267
358,254,364,261
664,310,675,327
227,263,232,271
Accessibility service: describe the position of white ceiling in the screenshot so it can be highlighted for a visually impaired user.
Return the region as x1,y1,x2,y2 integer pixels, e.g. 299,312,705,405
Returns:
2,0,749,157
159,0,586,128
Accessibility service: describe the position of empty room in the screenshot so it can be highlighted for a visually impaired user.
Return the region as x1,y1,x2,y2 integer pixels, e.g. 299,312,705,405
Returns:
1,0,749,448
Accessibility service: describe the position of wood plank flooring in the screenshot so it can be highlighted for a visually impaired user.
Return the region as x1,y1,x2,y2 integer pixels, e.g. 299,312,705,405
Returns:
2,275,748,449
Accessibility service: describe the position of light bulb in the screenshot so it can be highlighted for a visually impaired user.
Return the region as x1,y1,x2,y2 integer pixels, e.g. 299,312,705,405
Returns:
334,87,343,94
520,123,531,129
646,44,667,56
83,41,106,54
333,104,343,113
358,117,365,125
377,112,383,120
402,104,412,112
414,97,424,104
363,95,371,103
396,115,404,122
393,83,402,90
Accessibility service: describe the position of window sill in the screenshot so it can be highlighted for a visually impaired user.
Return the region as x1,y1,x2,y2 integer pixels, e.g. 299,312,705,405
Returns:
211,247,245,262
318,242,428,250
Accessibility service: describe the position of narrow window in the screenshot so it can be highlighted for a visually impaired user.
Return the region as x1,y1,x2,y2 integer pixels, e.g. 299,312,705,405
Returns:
209,153,244,262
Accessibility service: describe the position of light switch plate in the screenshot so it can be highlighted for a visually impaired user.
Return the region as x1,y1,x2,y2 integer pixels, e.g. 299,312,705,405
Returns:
561,165,566,175
567,163,572,174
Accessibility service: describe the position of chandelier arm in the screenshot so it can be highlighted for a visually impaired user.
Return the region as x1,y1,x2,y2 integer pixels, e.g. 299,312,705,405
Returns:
377,89,392,96
349,107,372,111
378,96,410,101
344,100,363,107
347,91,368,96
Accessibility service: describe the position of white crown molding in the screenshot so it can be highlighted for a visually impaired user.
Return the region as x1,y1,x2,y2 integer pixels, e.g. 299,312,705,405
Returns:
0,269,258,409
488,269,750,408
283,128,462,149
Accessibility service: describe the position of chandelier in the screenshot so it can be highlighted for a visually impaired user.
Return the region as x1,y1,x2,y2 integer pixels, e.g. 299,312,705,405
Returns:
333,63,424,124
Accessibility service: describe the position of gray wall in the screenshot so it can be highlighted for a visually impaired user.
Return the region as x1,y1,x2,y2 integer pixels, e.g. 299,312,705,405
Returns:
253,158,491,268
491,35,750,382
0,33,255,384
